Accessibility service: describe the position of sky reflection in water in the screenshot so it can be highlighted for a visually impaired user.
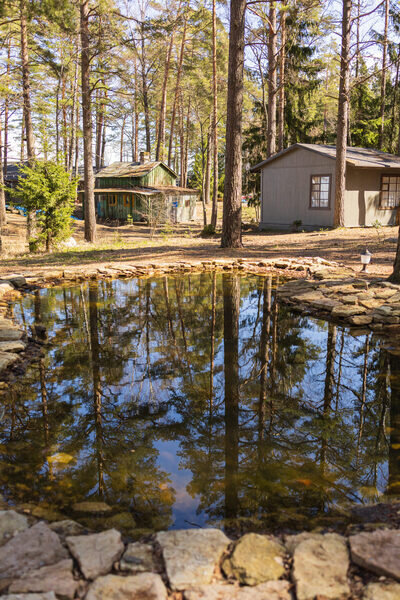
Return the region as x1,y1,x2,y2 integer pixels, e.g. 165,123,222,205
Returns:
1,273,400,534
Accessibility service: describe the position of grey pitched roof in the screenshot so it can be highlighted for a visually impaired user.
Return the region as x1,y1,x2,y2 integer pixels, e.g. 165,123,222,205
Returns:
95,161,177,179
250,143,400,172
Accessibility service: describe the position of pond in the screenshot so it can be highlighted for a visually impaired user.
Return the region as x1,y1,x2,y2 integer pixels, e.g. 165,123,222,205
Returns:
1,273,400,536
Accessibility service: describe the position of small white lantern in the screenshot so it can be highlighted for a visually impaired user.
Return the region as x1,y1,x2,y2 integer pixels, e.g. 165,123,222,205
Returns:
360,249,372,271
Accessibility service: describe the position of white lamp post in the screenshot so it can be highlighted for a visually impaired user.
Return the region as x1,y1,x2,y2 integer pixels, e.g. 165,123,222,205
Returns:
360,249,372,272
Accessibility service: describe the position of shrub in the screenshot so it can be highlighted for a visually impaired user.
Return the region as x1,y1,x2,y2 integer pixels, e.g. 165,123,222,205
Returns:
12,160,78,252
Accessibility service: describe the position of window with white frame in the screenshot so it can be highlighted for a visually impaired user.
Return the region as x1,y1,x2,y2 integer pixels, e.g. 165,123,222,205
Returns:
310,175,331,209
380,176,400,208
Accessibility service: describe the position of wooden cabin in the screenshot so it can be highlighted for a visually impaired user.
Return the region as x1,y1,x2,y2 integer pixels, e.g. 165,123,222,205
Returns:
92,153,198,223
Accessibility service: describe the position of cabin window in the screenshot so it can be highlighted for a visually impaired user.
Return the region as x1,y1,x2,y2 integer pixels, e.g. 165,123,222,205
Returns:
380,176,400,208
124,195,131,207
310,175,331,209
109,195,117,206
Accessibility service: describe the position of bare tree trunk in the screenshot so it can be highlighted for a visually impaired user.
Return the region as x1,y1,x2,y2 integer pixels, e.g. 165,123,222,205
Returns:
120,115,126,162
267,1,277,157
95,89,104,170
379,0,389,150
221,0,246,248
168,17,187,167
20,0,36,241
3,36,11,180
68,48,79,172
334,0,352,228
204,117,212,205
0,117,6,230
133,59,139,162
211,0,219,230
277,6,286,152
156,33,175,161
80,0,96,242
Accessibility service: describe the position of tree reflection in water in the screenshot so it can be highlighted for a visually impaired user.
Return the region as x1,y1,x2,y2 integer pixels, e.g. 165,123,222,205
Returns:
0,273,399,534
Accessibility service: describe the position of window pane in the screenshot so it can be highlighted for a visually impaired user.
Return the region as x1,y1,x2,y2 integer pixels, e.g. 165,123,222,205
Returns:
320,197,329,208
321,176,330,185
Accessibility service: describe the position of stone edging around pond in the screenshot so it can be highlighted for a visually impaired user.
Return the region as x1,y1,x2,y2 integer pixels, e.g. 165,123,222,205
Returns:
277,277,400,339
0,506,400,600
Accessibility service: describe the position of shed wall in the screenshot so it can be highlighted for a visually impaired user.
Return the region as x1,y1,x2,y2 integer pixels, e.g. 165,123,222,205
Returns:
344,167,399,226
260,148,335,229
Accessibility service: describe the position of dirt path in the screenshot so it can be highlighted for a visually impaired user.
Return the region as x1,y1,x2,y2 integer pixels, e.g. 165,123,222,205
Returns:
0,209,398,279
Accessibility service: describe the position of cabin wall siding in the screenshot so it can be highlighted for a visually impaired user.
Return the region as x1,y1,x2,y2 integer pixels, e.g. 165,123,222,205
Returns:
260,148,335,229
344,167,399,226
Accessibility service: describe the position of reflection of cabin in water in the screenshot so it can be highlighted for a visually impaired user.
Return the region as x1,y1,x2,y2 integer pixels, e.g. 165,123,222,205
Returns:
92,152,198,223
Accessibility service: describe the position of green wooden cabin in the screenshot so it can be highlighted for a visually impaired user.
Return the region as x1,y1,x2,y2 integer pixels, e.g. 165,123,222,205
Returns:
92,154,198,223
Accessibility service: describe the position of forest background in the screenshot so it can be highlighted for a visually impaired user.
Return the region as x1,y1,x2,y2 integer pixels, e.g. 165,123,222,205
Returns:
0,0,398,242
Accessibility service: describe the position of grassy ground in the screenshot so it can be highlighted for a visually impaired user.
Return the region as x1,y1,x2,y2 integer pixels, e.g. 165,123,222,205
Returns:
0,202,398,278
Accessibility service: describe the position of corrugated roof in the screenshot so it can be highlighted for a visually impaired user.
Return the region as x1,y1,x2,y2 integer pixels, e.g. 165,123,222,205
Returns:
250,143,400,172
95,161,177,179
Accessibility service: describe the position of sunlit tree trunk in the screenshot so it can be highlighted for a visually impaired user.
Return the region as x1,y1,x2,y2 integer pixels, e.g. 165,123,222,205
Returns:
168,17,187,167
20,0,36,241
156,33,175,161
267,0,277,157
211,0,219,230
379,0,389,150
277,7,286,153
221,0,246,248
209,271,217,412
0,118,7,230
334,0,352,228
80,0,96,242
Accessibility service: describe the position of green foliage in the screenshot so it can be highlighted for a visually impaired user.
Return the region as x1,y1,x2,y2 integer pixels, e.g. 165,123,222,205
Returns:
12,160,78,252
201,224,216,236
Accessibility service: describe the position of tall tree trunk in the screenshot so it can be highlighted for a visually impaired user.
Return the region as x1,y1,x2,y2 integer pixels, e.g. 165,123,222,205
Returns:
68,48,79,172
3,36,11,180
277,6,286,152
267,1,277,157
211,0,219,230
95,89,104,170
168,17,187,167
379,0,389,150
204,118,212,205
221,0,246,248
20,0,36,241
0,117,6,231
133,59,139,162
80,0,96,242
120,115,126,162
334,0,352,228
156,33,175,161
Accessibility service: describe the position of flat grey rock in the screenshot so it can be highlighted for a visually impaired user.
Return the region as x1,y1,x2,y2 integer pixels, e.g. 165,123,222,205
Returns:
293,533,350,600
349,528,400,579
183,581,291,600
156,529,230,590
85,573,167,600
66,528,124,580
0,522,68,580
120,542,155,573
9,559,78,600
0,510,29,546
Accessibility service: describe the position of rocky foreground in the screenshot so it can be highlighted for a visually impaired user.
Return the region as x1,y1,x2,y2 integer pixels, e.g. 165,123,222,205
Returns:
0,507,400,599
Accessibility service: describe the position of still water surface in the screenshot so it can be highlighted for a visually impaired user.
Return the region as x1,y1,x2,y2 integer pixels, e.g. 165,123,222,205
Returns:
1,273,400,534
